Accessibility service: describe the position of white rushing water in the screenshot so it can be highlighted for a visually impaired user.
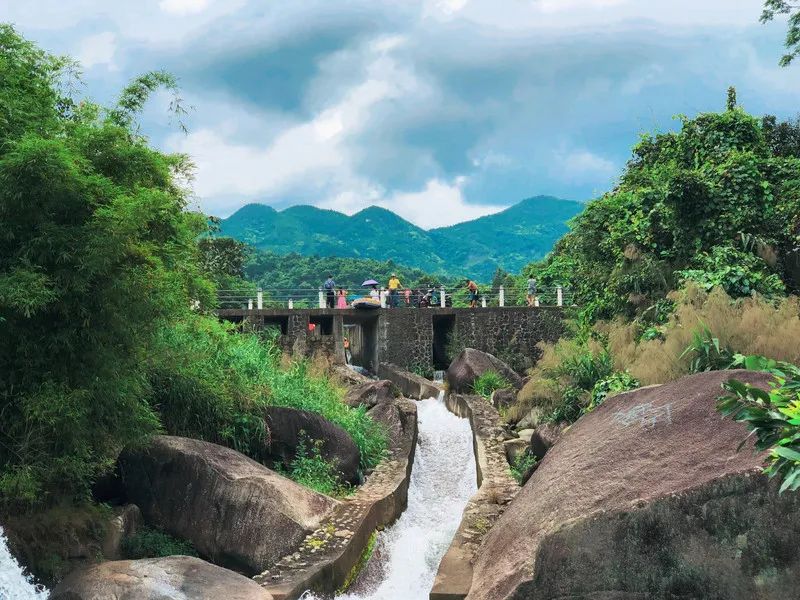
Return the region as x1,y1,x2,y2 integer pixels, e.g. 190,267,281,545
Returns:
304,395,477,600
0,527,48,600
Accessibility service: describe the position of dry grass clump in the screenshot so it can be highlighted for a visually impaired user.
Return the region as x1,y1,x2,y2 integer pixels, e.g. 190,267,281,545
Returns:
604,285,800,386
506,337,605,423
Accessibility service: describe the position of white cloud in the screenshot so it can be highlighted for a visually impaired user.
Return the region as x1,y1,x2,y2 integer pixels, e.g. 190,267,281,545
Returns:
320,177,505,228
159,0,210,16
76,32,116,70
537,0,628,14
551,148,617,185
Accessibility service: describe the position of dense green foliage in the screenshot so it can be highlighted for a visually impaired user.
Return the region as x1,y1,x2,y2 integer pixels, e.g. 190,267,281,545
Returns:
220,196,582,281
121,526,197,559
527,97,800,324
150,317,387,471
0,25,211,506
762,0,800,66
0,26,386,509
719,354,800,493
472,371,512,400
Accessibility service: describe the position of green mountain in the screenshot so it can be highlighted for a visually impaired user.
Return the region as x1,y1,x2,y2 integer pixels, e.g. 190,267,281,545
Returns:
219,196,583,281
245,252,442,291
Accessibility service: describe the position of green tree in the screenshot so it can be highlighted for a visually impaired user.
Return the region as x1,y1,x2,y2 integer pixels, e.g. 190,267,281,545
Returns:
0,25,211,506
528,93,800,323
762,0,800,66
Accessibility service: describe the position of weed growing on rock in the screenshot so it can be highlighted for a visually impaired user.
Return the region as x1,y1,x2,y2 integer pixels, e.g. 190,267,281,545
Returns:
283,438,352,497
472,371,512,400
121,526,197,559
510,452,538,485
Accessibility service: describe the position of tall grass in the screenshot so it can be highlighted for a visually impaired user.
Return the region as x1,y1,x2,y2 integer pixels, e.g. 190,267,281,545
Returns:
148,317,387,473
604,285,800,385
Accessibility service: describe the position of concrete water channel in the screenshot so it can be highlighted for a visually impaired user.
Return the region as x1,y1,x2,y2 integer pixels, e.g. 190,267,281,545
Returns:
257,365,519,600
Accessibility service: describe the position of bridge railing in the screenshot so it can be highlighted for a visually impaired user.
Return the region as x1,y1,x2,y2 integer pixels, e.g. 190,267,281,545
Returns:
216,285,573,310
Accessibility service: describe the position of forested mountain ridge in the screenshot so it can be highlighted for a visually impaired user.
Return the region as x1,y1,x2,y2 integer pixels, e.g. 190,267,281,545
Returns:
219,196,584,281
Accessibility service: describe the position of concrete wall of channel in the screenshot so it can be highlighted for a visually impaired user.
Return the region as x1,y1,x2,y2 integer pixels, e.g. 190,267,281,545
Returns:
430,394,520,600
256,399,418,600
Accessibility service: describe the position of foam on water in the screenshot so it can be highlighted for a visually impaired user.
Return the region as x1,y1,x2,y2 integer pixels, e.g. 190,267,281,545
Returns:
304,394,477,600
0,526,48,600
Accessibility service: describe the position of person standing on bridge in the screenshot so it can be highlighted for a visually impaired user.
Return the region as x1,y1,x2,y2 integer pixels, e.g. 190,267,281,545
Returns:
526,277,537,307
324,274,337,309
336,288,348,309
387,273,402,308
467,279,479,308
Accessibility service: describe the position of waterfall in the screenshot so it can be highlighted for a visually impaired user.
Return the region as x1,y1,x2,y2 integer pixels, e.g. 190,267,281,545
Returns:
0,526,48,600
303,394,476,600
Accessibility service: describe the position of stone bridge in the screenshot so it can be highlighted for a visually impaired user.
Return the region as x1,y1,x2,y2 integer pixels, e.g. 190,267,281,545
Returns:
217,307,564,372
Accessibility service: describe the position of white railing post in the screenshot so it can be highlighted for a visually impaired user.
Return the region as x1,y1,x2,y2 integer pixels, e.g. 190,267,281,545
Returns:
257,288,263,310
440,286,446,308
557,286,563,307
288,298,294,310
248,298,253,310
380,289,387,308
499,285,505,307
318,288,325,309
481,296,487,308
534,296,540,307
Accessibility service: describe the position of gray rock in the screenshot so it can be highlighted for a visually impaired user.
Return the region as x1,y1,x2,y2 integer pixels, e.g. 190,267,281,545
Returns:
517,429,535,444
529,422,568,461
101,504,141,561
470,371,800,600
50,556,273,600
344,380,395,409
264,406,361,484
119,436,338,575
445,348,522,394
503,438,529,465
490,388,516,411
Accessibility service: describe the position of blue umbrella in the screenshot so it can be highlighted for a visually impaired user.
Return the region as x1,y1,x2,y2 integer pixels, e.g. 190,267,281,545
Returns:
362,279,379,287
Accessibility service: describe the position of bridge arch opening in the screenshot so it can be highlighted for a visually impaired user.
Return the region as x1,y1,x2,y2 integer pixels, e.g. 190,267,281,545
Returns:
342,314,379,372
432,314,455,370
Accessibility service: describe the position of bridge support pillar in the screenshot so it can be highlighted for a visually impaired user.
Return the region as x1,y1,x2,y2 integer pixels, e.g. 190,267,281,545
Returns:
481,296,487,308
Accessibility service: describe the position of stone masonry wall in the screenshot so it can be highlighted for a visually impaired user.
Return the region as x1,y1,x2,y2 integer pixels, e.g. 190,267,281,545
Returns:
218,307,564,373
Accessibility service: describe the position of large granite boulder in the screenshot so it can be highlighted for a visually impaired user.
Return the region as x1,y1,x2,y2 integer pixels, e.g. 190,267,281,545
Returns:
446,348,522,393
344,380,395,409
50,556,273,600
264,406,361,484
367,399,415,449
119,436,338,575
468,371,800,600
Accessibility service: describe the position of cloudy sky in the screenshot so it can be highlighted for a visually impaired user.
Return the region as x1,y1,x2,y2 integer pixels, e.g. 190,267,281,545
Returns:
2,0,798,227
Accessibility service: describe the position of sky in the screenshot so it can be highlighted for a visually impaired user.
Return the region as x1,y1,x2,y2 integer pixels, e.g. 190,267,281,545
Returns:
2,0,799,228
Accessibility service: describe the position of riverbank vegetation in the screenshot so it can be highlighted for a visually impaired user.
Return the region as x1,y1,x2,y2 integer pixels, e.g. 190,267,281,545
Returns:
0,24,385,524
506,89,800,488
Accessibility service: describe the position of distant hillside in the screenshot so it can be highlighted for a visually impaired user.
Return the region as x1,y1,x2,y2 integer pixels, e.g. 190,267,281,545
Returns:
245,252,443,291
220,196,584,281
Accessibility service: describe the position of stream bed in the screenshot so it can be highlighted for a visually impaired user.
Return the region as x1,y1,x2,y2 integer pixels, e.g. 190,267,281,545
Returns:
304,395,477,600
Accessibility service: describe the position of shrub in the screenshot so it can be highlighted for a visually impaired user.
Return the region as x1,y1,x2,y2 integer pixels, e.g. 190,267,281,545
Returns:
281,437,351,497
587,371,640,411
718,354,800,493
472,371,511,400
149,317,388,475
510,451,538,485
680,324,735,373
121,526,197,559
